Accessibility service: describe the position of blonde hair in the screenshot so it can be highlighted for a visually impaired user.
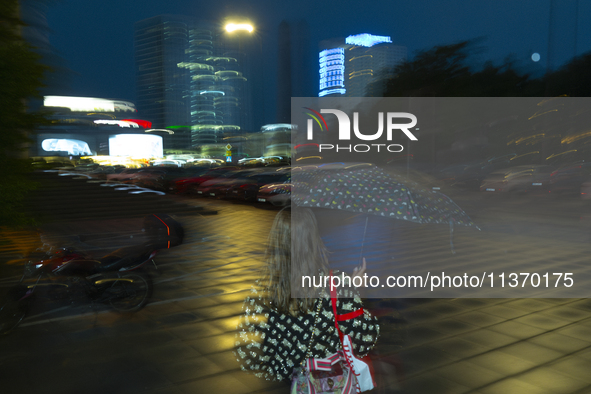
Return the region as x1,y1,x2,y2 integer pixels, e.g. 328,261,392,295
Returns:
263,207,329,315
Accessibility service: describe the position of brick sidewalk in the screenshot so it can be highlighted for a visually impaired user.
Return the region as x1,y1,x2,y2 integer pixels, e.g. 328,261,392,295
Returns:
2,175,591,393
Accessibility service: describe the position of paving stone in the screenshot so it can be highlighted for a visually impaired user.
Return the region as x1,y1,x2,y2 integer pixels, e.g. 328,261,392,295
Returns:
402,372,470,394
469,351,538,375
452,310,507,327
556,324,591,342
487,320,547,339
527,332,591,354
434,361,505,388
428,318,479,335
499,342,564,364
186,333,239,355
477,304,533,319
517,367,590,393
154,356,225,383
430,337,490,358
511,313,571,330
396,345,459,376
547,356,591,382
460,329,519,349
478,378,555,394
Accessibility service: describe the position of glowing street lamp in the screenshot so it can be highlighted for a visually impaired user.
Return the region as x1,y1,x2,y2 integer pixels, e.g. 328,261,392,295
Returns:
225,23,254,33
223,20,259,160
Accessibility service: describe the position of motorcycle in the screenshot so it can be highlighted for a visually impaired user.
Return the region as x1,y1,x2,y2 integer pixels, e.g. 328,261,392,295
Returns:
0,242,158,335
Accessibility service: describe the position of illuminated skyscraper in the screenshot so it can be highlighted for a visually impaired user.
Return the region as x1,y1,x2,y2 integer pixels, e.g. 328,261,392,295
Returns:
318,33,407,97
134,15,252,149
135,15,191,149
318,38,347,97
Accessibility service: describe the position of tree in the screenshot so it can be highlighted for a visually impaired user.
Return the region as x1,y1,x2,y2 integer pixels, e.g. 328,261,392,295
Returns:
0,0,50,226
369,40,551,165
544,51,591,97
374,40,543,98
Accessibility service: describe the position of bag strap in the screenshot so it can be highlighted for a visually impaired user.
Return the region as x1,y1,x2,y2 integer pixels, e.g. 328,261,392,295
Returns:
329,270,364,342
306,351,343,371
329,271,365,394
301,297,323,367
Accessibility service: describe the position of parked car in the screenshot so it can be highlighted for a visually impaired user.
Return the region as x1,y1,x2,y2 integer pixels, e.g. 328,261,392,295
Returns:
86,165,127,180
128,168,169,190
196,168,266,198
550,162,591,196
256,177,292,206
172,166,239,195
226,170,290,202
480,165,553,194
105,168,142,183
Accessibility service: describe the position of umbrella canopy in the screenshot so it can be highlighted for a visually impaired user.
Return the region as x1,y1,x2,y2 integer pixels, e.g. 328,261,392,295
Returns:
292,164,478,229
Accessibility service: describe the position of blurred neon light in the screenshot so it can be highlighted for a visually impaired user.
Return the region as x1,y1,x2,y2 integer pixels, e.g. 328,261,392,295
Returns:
319,48,344,58
42,139,92,156
109,134,163,158
146,129,175,134
510,151,540,160
294,143,320,149
122,119,152,128
296,156,322,161
319,88,346,97
546,150,577,160
94,120,139,128
45,96,115,112
345,34,392,47
261,124,295,132
44,96,136,112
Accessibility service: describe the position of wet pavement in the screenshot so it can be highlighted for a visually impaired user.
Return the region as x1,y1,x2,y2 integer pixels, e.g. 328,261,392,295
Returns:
1,172,591,393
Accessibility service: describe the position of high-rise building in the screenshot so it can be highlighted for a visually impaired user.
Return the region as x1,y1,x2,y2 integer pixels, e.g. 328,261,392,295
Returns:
318,33,407,97
135,15,191,149
134,15,252,150
318,38,347,98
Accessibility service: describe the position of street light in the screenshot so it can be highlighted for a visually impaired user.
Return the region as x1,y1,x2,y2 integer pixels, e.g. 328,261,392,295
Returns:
223,20,263,161
225,23,254,33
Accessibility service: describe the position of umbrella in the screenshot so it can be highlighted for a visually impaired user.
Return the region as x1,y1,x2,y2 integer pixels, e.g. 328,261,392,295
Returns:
291,164,479,253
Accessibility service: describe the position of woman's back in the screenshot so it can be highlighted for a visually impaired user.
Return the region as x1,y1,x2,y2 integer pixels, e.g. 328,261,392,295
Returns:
235,282,379,381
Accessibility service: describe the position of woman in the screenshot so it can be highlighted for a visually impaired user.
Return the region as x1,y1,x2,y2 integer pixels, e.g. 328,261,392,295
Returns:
234,206,380,383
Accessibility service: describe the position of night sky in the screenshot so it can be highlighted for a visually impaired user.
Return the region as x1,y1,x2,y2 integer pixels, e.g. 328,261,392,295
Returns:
43,0,590,125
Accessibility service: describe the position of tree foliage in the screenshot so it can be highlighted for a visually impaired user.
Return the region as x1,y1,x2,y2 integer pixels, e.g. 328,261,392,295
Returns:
0,0,50,226
375,38,591,98
371,40,591,166
375,40,544,97
544,52,591,97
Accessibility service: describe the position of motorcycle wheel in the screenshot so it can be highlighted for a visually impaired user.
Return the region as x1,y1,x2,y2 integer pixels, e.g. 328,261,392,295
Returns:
0,289,29,335
108,272,152,313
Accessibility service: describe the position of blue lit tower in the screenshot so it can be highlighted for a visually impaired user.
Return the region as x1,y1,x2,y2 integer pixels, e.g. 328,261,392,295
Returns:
318,38,346,97
318,34,407,97
345,33,407,97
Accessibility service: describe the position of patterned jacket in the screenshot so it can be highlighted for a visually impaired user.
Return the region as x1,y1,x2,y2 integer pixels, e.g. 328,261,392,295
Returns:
234,284,380,381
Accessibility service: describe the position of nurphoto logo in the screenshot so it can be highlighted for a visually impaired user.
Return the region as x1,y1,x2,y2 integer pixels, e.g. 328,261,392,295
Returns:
304,107,418,153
